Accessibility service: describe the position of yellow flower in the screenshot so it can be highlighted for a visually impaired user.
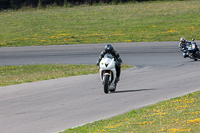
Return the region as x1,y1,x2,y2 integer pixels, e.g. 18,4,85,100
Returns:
158,127,165,132
187,118,200,123
167,29,175,33
185,27,194,30
59,34,67,36
115,34,121,35
51,36,58,38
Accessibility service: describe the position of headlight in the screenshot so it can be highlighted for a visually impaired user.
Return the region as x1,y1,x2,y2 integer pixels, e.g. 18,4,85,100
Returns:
192,44,196,49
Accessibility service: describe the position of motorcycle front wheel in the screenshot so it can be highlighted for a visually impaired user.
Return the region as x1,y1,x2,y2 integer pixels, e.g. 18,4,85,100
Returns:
104,75,109,94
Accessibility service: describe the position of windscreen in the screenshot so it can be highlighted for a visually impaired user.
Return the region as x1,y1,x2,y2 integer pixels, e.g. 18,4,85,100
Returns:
104,53,113,59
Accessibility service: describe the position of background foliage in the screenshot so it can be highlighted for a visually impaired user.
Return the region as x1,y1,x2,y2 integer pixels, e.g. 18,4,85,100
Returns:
0,0,187,9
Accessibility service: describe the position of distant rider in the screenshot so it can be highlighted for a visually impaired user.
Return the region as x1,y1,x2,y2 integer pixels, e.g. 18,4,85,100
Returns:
96,44,122,82
179,37,191,58
179,37,199,58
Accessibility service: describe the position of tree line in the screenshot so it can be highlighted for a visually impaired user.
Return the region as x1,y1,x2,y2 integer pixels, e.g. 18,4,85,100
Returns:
0,0,183,9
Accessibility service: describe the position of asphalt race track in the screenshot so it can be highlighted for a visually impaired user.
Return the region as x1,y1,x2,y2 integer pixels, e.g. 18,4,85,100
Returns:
0,42,200,133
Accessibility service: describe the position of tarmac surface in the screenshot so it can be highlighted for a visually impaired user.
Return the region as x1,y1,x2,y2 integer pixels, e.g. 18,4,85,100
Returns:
0,42,200,133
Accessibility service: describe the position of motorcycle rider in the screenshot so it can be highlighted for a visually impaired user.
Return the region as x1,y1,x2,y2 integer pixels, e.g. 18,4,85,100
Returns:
96,44,122,82
179,37,191,58
179,37,199,58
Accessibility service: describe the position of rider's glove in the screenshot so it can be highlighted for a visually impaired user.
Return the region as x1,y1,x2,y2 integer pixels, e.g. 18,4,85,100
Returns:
97,62,99,66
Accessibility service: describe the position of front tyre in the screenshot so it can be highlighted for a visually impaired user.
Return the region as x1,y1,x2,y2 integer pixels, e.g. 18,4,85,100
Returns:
104,75,109,94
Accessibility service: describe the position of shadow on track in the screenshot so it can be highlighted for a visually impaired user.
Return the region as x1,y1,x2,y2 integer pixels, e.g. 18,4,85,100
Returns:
114,88,155,94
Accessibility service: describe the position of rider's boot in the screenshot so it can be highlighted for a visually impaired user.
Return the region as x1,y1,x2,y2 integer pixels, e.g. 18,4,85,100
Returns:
183,53,188,58
115,77,120,83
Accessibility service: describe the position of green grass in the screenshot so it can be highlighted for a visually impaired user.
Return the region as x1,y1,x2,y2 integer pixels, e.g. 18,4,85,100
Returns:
0,64,132,86
62,90,200,133
1,0,200,47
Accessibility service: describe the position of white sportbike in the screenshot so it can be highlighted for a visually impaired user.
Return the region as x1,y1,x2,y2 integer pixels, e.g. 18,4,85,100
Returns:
99,53,117,94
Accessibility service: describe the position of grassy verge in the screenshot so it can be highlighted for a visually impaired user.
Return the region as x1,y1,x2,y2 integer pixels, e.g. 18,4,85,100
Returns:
62,90,200,133
0,0,200,47
0,64,132,87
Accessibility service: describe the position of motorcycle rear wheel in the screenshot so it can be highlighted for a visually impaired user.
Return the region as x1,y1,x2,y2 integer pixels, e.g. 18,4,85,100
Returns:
104,75,109,94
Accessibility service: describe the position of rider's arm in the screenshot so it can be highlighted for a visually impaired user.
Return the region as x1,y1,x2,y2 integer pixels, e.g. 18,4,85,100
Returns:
114,51,122,65
179,42,181,48
96,51,106,66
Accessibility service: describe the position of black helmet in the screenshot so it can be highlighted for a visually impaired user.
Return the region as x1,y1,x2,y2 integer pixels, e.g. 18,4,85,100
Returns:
105,44,114,53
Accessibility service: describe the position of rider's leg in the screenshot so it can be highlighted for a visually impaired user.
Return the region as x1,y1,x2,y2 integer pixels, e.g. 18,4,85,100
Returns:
115,65,121,82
